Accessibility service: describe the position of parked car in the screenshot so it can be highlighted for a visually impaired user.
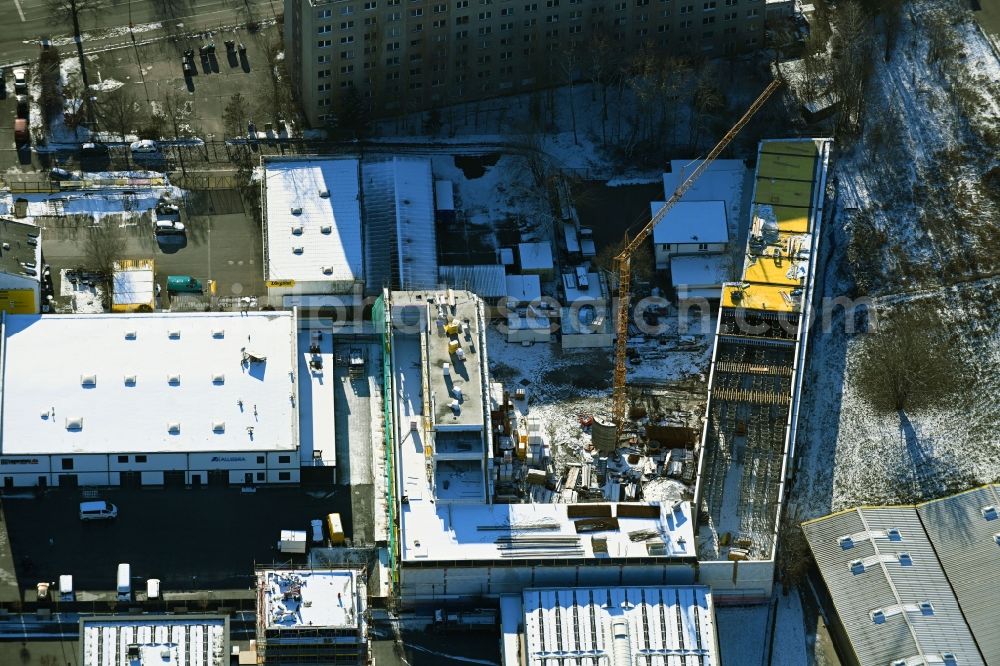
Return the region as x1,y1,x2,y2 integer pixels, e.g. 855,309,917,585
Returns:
81,142,110,156
14,118,29,146
49,167,73,181
129,139,159,153
182,58,196,76
15,95,28,119
166,275,202,293
12,68,27,94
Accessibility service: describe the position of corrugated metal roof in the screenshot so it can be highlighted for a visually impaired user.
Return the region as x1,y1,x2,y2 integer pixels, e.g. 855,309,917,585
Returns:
438,264,506,298
917,484,1000,664
518,586,718,666
803,507,985,666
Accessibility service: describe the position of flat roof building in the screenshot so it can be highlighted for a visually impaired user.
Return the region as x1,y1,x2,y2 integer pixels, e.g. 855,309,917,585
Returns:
0,310,326,487
80,614,229,666
263,158,364,297
256,568,368,665
501,586,719,666
112,259,155,312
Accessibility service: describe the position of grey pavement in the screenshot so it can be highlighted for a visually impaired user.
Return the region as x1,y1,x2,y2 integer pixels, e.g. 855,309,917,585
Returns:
2,485,352,590
39,188,265,307
1,0,279,66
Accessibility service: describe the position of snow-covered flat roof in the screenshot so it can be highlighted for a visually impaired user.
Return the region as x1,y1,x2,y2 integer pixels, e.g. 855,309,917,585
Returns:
506,274,542,303
662,159,746,228
511,586,718,666
297,329,335,466
264,158,363,284
518,242,554,271
400,500,695,561
650,200,729,245
80,615,228,666
259,569,363,630
670,254,730,289
1,312,298,455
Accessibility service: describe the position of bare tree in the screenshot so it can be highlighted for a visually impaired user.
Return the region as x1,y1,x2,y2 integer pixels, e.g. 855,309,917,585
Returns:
559,44,581,146
587,31,615,145
46,0,97,126
97,87,141,143
83,223,128,309
223,92,249,139
852,302,966,415
830,0,875,135
689,65,726,149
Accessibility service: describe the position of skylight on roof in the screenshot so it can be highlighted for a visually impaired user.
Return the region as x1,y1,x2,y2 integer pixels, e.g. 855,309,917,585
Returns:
982,506,998,521
897,552,913,567
871,609,886,624
850,559,865,575
839,536,854,550
887,528,902,541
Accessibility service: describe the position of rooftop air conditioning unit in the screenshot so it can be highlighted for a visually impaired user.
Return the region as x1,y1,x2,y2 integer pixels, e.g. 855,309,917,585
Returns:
125,330,137,340
167,422,181,434
168,374,181,385
319,189,330,198
212,373,225,384
450,400,461,415
293,246,304,254
124,374,137,386
321,266,334,275
290,206,302,215
80,374,97,387
168,330,181,339
320,225,332,234
212,329,225,338
291,224,303,235
213,421,225,433
65,417,83,431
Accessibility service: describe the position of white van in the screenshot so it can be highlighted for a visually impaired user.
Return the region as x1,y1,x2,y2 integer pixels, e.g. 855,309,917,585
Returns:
117,563,131,601
79,500,118,521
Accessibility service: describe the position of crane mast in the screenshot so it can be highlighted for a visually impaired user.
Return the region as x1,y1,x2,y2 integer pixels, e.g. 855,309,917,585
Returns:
610,79,783,442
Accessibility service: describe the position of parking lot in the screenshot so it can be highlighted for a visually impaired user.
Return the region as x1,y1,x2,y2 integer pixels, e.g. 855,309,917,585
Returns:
2,485,352,591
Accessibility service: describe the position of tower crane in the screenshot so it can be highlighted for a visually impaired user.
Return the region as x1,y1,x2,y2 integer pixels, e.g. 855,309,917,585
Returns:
610,79,783,442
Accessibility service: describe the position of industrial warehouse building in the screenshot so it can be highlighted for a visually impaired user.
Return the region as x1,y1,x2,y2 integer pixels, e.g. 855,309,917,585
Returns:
803,484,1000,666
500,585,720,666
0,310,339,488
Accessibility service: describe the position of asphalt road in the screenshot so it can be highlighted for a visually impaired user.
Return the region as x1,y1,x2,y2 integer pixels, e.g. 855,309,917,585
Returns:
0,0,279,66
4,485,352,589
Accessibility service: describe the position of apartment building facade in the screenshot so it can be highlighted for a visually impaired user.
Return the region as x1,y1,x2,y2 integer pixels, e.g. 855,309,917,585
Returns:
285,0,776,126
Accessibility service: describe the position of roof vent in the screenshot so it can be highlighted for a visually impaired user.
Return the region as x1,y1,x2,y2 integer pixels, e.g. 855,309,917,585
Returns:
982,506,998,521
212,329,225,338
290,206,302,215
65,417,83,431
320,225,332,234
293,246,304,254
897,552,913,567
887,528,902,541
291,224,303,235
124,374,137,386
993,532,1000,546
80,374,97,387
212,421,226,433
319,189,330,198
849,559,865,575
168,374,181,386
321,266,334,275
125,330,137,340
839,536,854,550
168,329,181,339
212,373,225,384
167,422,181,434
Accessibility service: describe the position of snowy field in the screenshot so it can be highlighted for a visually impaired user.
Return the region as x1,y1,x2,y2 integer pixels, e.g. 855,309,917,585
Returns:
792,0,1000,519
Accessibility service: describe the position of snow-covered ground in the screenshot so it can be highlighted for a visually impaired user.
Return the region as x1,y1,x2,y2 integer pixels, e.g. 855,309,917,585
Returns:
792,1,1000,519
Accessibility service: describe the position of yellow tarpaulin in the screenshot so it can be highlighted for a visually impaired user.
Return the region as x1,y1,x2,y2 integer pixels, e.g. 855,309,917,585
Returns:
0,289,37,314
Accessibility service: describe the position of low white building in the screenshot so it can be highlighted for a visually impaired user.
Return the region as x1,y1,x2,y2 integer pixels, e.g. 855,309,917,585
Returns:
517,241,555,280
0,217,41,314
650,200,729,268
505,274,550,344
501,586,720,666
80,614,229,666
560,269,613,349
256,568,368,665
263,158,364,301
670,254,732,301
0,310,338,488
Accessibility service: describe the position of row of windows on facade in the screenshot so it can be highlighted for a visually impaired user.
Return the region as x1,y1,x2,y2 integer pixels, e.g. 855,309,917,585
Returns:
315,19,756,61
312,34,755,96
57,454,294,469
314,0,758,19
315,5,754,34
